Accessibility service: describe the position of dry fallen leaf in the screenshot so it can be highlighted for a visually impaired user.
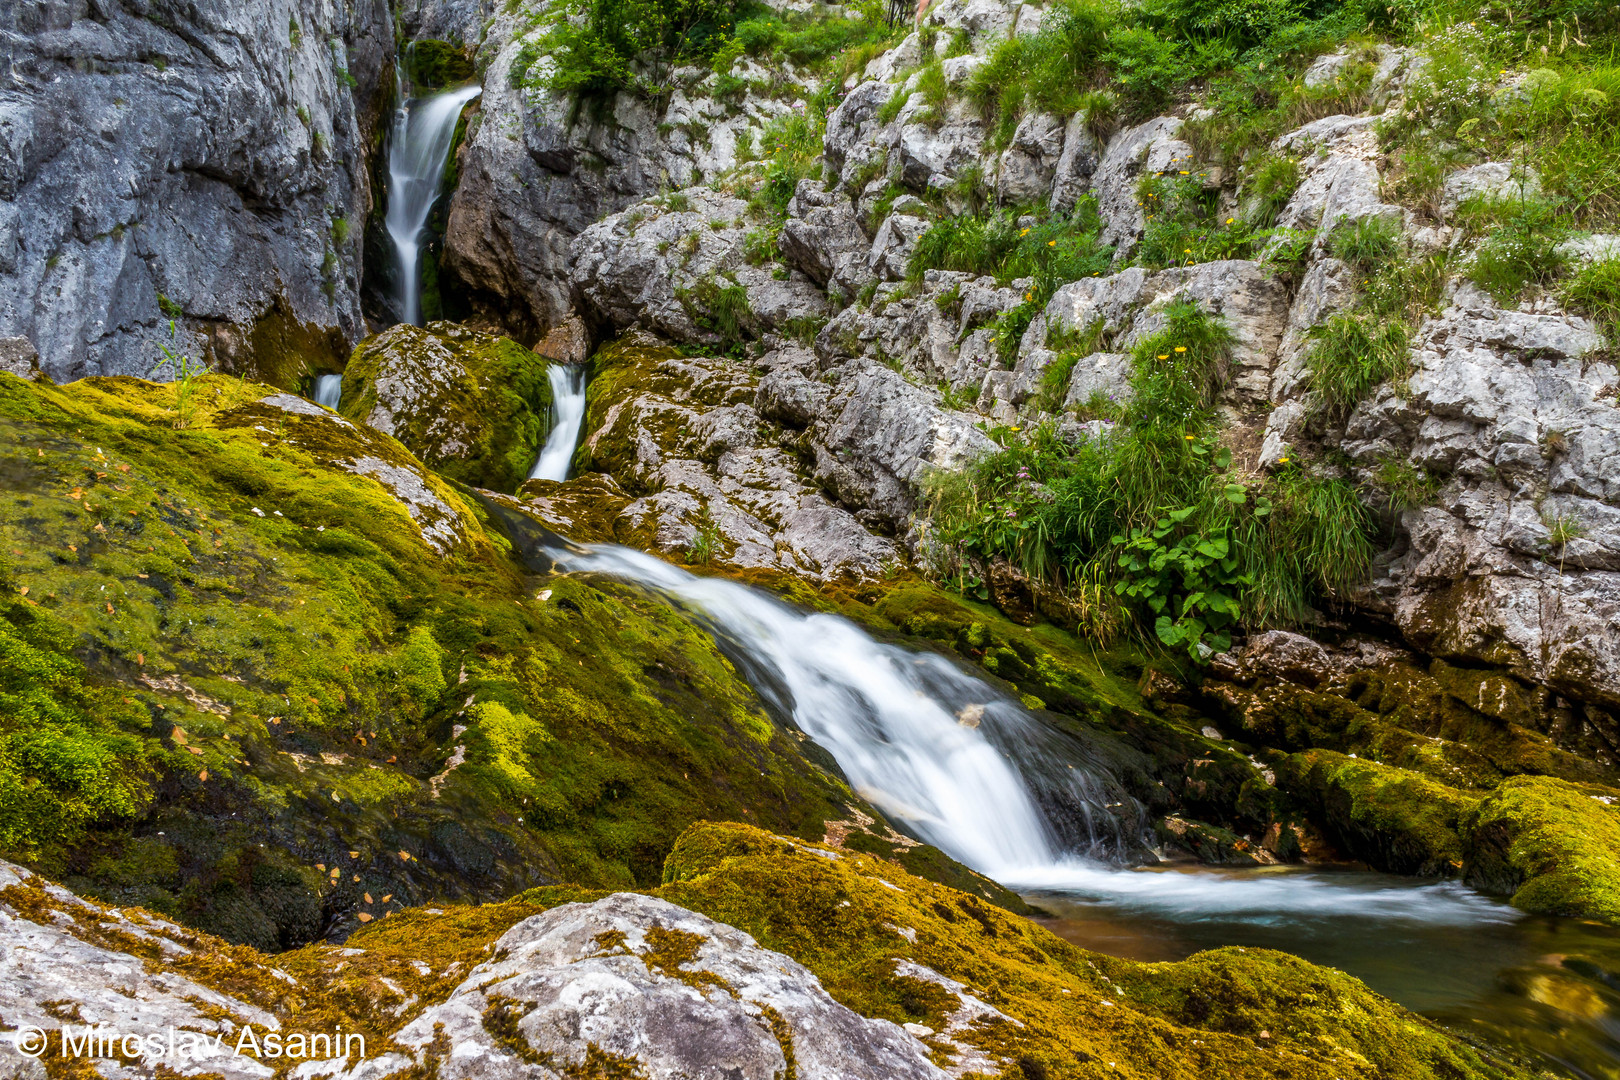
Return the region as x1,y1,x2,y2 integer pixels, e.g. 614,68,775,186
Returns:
398,850,411,861
136,653,145,666
197,769,208,781
17,586,27,596
364,892,373,904
349,851,359,859
381,894,393,903
316,864,326,871
187,746,204,756
356,912,373,923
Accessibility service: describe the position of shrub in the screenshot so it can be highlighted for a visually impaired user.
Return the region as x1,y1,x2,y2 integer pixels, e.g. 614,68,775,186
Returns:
532,0,738,98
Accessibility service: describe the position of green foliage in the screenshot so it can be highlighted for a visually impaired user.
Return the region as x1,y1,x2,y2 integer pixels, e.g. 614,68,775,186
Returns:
1374,457,1440,513
402,39,475,89
1238,154,1301,227
1326,214,1400,271
1305,311,1409,416
1562,256,1620,341
1463,198,1569,302
906,202,1112,293
676,275,754,353
747,91,830,219
718,4,900,78
1136,175,1264,268
685,513,721,564
927,302,1374,650
529,0,738,98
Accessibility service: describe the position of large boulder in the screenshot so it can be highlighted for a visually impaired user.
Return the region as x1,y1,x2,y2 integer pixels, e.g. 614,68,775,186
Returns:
570,188,828,346
361,892,944,1080
0,0,392,383
339,322,553,492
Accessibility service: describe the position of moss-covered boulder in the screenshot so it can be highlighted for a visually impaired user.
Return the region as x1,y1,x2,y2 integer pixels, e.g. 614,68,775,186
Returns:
0,822,1533,1080
0,370,994,949
339,321,551,492
1465,774,1620,922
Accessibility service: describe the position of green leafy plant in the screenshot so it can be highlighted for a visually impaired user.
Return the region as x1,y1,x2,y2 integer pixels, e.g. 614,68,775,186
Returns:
1562,255,1620,340
685,513,722,564
1113,497,1259,660
1464,197,1570,303
530,0,739,98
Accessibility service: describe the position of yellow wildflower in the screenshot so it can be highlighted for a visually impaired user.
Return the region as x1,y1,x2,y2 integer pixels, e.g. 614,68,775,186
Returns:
1175,346,1186,353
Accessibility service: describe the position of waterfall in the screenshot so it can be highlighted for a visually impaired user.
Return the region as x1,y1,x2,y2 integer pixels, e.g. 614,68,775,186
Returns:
542,542,1126,876
384,82,481,326
541,540,1517,922
313,374,343,409
529,365,588,482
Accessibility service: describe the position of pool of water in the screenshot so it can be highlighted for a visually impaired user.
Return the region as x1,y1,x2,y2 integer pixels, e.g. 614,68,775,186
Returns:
1025,864,1620,1078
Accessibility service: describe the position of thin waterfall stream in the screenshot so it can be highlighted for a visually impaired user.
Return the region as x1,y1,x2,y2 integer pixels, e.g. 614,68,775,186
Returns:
530,365,588,482
384,82,481,326
313,374,343,409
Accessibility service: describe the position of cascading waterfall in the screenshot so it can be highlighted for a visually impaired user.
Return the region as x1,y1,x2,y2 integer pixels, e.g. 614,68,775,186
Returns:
384,82,481,326
529,365,588,482
313,374,343,409
542,540,1517,924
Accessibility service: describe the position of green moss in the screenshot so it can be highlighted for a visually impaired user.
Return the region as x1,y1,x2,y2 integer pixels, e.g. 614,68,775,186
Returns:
0,371,872,946
1275,751,1475,876
1464,775,1620,922
340,322,553,492
402,39,475,90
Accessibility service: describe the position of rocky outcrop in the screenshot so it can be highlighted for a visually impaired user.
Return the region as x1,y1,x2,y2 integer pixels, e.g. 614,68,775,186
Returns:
1340,282,1620,706
339,322,553,492
569,188,827,345
443,13,812,338
1,0,392,383
350,892,943,1080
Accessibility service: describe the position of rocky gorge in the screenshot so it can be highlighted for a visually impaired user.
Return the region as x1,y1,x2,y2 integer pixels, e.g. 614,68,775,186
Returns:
4,0,1620,1076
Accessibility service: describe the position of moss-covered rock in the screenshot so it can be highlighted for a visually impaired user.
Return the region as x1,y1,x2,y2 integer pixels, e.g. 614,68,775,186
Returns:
1275,750,1475,875
401,39,475,90
1464,775,1620,922
0,370,960,947
340,321,551,492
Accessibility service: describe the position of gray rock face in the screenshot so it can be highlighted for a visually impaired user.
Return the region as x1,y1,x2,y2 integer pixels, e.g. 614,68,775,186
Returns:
2,0,391,382
0,859,280,1080
337,893,944,1080
1343,282,1620,704
1439,161,1541,219
0,336,40,378
555,342,898,581
570,187,827,346
444,14,810,338
779,179,873,298
1092,116,1192,256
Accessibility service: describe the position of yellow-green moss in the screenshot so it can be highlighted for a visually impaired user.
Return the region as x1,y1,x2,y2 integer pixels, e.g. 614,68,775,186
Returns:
340,323,553,492
1465,774,1620,921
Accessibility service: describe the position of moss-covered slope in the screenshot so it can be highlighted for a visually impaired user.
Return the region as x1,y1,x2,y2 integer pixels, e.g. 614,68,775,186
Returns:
0,370,922,949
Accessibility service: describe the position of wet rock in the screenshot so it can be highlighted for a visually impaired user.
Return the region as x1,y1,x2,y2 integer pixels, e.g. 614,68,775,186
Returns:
339,322,552,492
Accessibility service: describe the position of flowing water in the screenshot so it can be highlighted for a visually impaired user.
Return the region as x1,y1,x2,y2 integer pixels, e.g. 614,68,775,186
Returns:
384,83,481,326
542,538,1620,1076
529,365,588,482
313,374,343,410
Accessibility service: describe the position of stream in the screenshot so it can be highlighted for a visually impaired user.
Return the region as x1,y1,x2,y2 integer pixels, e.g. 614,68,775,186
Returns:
384,82,481,326
543,537,1620,1077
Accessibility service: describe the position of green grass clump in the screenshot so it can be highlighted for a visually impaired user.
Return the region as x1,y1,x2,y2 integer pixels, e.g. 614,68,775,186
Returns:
1305,312,1410,416
1463,198,1570,302
525,0,739,98
1561,255,1620,340
1326,214,1401,272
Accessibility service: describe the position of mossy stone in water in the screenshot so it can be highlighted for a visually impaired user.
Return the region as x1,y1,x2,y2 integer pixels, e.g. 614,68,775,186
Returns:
340,322,551,493
1465,774,1620,922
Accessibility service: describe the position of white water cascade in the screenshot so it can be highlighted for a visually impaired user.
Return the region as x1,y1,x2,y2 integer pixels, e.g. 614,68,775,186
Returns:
384,83,481,326
529,365,588,482
542,540,1518,925
313,374,343,409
